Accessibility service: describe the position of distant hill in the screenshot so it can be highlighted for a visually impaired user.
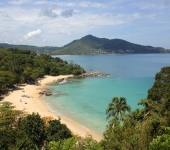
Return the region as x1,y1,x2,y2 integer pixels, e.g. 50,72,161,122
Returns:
0,35,169,55
0,43,59,54
55,35,169,55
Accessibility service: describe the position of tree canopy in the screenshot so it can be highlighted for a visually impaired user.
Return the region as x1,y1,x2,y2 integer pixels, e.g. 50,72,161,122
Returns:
0,47,85,93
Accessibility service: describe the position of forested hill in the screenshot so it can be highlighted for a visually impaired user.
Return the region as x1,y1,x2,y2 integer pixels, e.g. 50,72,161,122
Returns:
0,35,169,55
0,43,59,54
55,35,169,55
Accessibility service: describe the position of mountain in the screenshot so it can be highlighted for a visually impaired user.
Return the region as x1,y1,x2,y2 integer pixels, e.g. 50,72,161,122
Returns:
0,35,169,55
55,35,169,55
0,43,59,54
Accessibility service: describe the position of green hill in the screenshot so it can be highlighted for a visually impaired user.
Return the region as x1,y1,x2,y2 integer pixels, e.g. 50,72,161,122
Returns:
55,35,169,55
0,35,169,55
0,43,59,54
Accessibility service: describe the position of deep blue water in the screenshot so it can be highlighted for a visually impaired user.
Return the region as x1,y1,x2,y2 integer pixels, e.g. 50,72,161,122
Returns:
43,54,170,135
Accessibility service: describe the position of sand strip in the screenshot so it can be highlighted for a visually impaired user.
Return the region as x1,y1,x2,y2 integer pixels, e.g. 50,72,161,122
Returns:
3,75,102,141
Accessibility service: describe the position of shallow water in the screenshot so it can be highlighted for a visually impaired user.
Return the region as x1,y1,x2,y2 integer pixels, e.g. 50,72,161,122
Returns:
43,54,170,135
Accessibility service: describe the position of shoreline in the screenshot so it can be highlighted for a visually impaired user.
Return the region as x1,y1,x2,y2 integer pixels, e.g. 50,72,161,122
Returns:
3,75,102,142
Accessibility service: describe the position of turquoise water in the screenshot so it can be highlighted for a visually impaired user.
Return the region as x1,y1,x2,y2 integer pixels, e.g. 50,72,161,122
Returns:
44,54,170,135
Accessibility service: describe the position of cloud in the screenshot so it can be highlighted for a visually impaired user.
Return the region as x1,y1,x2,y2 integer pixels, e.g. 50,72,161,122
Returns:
24,29,41,39
79,1,106,8
61,9,74,18
135,1,170,10
39,6,58,18
8,0,31,5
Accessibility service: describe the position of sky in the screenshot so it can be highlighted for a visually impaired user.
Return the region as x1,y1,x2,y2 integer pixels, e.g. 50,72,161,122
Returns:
0,0,170,49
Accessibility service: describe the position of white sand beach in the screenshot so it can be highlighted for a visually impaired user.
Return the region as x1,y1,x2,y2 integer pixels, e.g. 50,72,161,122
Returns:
3,75,102,141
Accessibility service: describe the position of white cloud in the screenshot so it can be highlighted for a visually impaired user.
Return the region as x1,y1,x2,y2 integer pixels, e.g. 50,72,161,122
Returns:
34,0,48,5
24,29,41,39
79,1,106,8
135,1,170,10
39,6,58,18
8,0,32,5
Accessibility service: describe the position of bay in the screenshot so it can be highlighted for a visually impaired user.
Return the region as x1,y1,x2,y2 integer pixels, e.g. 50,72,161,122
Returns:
44,54,170,135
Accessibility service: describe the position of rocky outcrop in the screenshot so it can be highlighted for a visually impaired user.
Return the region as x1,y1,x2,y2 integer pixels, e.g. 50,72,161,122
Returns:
39,89,52,96
77,72,110,77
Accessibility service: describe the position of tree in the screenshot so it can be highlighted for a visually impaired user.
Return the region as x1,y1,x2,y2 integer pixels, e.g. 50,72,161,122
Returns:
46,135,103,150
18,113,46,148
0,102,27,149
147,67,170,101
106,97,131,127
0,71,16,92
138,99,159,119
46,118,72,142
149,127,170,150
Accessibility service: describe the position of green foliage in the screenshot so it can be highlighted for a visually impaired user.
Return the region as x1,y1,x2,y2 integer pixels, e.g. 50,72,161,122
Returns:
0,102,28,149
18,113,46,148
46,119,72,142
46,135,103,150
106,97,131,128
47,137,77,150
149,127,170,150
148,66,170,101
0,102,75,149
0,71,16,91
0,43,59,54
103,67,170,149
55,35,169,55
0,47,85,93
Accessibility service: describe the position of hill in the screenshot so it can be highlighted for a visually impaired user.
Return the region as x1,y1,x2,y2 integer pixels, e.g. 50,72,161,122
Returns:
0,35,169,55
55,35,169,55
0,43,59,54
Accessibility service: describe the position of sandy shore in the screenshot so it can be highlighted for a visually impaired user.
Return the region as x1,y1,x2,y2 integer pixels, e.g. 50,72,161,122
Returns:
3,75,102,141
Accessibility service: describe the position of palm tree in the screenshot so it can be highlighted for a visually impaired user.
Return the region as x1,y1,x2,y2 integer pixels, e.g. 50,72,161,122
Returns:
106,97,131,127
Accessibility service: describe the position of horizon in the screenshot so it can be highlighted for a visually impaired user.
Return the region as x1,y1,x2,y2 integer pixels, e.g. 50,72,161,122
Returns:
0,0,170,49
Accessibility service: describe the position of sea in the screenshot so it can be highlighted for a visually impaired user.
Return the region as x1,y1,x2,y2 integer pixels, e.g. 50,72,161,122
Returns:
43,54,170,135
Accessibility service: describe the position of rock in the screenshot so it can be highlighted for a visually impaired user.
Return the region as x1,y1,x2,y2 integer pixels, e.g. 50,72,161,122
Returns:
39,89,53,96
77,72,110,77
45,92,52,96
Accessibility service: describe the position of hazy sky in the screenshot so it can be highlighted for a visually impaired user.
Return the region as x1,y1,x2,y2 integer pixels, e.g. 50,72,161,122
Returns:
0,0,170,48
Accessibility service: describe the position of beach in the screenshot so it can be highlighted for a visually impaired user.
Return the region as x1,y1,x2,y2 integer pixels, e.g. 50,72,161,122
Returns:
3,75,102,141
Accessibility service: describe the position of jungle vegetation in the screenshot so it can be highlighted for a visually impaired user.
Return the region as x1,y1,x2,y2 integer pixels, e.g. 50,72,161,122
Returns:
54,35,169,55
0,47,85,94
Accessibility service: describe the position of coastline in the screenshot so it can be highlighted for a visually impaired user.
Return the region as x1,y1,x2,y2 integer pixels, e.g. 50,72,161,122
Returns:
3,75,102,142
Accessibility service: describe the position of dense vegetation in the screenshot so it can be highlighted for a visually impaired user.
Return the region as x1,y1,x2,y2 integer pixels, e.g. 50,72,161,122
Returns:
55,35,169,55
102,66,170,150
0,102,73,149
0,47,85,94
0,43,59,54
0,101,104,149
1,35,169,55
